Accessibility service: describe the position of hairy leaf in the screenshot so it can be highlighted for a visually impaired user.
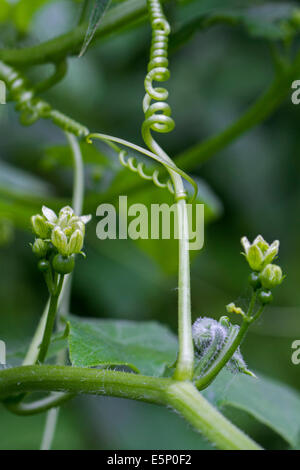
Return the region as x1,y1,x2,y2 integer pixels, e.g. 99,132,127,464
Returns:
67,315,178,376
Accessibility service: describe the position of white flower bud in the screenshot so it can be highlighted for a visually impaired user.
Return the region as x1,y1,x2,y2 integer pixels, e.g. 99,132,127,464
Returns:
259,264,283,289
51,226,68,256
42,206,57,224
241,235,280,272
31,214,51,239
32,238,49,258
68,229,84,255
247,244,264,271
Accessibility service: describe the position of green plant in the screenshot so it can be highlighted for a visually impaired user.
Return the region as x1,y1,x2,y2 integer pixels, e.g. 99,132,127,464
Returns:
0,0,300,451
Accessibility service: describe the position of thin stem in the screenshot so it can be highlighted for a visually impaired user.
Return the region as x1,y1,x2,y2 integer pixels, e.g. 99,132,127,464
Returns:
247,290,257,317
66,132,85,217
174,197,193,381
4,392,73,416
40,408,59,450
0,365,261,450
250,304,265,324
140,130,194,380
23,302,50,366
34,59,68,94
57,133,85,321
37,276,64,364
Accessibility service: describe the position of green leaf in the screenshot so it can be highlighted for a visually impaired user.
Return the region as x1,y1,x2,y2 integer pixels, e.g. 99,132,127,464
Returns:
80,0,112,57
67,315,178,377
203,369,300,448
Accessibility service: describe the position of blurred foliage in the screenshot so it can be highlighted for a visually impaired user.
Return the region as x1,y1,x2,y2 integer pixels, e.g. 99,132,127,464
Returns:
0,0,300,450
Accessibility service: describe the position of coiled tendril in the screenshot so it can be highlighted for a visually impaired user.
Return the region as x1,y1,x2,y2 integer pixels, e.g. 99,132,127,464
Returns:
113,1,177,197
0,60,89,138
143,0,174,136
118,150,174,194
141,0,189,203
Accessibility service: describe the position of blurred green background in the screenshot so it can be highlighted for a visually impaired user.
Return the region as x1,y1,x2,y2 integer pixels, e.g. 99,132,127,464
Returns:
0,0,299,449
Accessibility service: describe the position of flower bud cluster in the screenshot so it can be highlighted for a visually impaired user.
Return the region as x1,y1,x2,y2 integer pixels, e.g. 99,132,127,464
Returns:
31,205,91,277
241,235,285,305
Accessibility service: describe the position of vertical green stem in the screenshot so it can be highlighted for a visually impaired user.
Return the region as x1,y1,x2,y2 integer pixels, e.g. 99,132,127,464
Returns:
40,408,59,450
37,276,64,364
173,196,193,380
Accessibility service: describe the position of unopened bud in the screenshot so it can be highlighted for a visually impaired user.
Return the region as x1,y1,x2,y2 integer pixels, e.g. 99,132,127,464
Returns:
259,264,283,289
31,215,51,239
68,229,84,255
32,238,49,258
51,226,68,256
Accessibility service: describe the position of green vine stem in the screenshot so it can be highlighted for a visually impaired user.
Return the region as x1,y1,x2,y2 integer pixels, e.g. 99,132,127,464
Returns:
0,365,261,450
175,53,300,171
34,60,68,94
141,0,194,381
4,392,74,417
37,275,64,364
40,408,61,451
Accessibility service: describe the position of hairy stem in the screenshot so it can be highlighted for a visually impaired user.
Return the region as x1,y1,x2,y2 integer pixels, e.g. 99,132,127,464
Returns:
166,381,261,450
0,365,261,450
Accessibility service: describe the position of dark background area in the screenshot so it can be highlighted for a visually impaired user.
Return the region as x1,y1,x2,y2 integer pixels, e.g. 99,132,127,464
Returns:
0,0,299,449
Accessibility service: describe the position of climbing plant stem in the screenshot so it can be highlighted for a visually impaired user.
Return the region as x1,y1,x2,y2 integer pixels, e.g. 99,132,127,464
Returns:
37,276,64,364
0,365,261,450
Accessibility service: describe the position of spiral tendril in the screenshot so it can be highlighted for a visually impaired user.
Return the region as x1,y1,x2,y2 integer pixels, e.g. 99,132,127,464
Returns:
143,0,174,136
0,60,89,138
118,150,174,194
